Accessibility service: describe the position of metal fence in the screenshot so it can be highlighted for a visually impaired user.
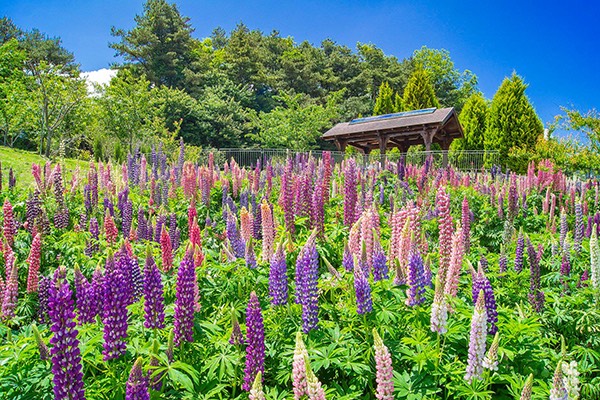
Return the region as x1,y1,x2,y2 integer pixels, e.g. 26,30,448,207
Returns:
211,148,500,172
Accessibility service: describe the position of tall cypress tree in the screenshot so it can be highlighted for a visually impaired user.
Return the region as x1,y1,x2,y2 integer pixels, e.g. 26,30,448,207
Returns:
484,73,543,160
455,92,488,150
373,81,395,115
402,69,440,111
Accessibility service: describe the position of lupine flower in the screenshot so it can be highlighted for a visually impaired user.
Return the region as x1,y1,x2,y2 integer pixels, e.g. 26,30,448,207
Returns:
344,158,358,226
372,233,388,281
561,361,580,400
482,332,500,371
560,254,571,279
520,374,534,400
464,292,487,383
91,266,103,318
2,257,18,318
240,207,253,243
515,229,525,272
26,233,42,293
499,246,508,275
160,226,173,272
243,291,265,392
144,248,165,329
32,323,50,361
261,200,275,263
574,201,584,253
126,357,150,400
295,232,320,333
49,267,86,400
292,331,309,399
269,244,288,305
444,225,464,299
406,246,426,307
281,159,296,234
527,238,545,313
74,266,96,324
174,249,196,346
430,275,448,334
104,212,118,244
245,237,257,269
305,354,326,400
437,188,453,282
249,371,266,400
2,199,16,247
354,250,373,315
311,177,325,234
229,308,244,346
102,253,129,361
549,361,568,400
590,226,600,289
472,267,498,334
462,196,471,253
373,329,394,400
226,212,245,259
342,241,354,272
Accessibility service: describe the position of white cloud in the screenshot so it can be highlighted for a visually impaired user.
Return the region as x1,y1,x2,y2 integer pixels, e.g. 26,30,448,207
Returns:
81,68,117,93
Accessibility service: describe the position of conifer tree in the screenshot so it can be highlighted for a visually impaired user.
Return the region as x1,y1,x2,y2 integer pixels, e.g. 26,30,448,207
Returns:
402,69,440,111
454,92,488,150
373,81,395,115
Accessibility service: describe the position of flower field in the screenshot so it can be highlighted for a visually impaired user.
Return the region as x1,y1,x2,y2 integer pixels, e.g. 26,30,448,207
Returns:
0,146,599,399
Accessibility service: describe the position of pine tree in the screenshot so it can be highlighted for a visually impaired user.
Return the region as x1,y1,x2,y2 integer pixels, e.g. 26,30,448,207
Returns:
373,81,395,115
402,69,440,111
393,92,403,113
454,92,488,150
484,73,543,161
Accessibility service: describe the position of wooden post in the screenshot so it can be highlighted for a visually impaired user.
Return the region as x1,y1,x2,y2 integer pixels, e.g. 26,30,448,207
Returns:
420,129,434,152
335,139,347,152
441,138,450,167
378,134,389,165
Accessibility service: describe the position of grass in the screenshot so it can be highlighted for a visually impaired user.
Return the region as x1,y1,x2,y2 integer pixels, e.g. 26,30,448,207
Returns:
0,146,89,188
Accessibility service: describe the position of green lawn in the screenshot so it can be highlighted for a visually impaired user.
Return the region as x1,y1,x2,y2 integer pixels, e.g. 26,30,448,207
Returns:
0,146,89,188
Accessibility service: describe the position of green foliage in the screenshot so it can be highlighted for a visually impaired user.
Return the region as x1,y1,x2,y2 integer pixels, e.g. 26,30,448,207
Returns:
402,69,440,111
484,73,544,171
373,81,397,115
453,93,488,151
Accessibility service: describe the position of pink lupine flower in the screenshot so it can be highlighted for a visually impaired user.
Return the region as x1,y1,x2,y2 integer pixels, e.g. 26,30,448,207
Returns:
1,260,18,318
373,329,394,399
160,226,173,272
292,331,308,399
444,225,465,299
26,233,42,293
261,200,274,263
437,188,453,283
104,212,118,244
240,207,253,243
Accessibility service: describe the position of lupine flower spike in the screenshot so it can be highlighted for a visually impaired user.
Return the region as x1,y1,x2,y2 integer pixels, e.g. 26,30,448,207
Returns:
520,374,534,400
464,291,487,382
373,329,394,400
292,331,309,399
249,372,266,400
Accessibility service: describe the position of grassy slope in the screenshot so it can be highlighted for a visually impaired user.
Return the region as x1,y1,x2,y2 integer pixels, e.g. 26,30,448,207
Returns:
0,146,89,188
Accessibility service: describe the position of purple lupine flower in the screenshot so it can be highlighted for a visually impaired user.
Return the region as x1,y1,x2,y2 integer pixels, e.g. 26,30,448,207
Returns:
169,213,179,250
126,357,150,400
122,199,133,238
48,267,86,400
143,248,165,329
174,249,196,346
154,215,166,244
282,159,295,235
91,266,103,318
26,190,42,228
115,247,135,305
74,266,96,324
85,217,100,257
252,198,262,240
526,237,544,313
102,253,129,361
84,185,92,215
229,308,244,346
104,197,115,217
295,233,320,333
560,254,571,278
373,329,394,400
344,159,358,226
242,291,265,391
245,238,257,269
268,244,288,306
8,167,16,188
354,252,373,315
311,177,325,234
342,241,354,272
54,207,70,229
499,247,508,275
137,207,147,241
226,212,245,259
574,201,583,253
406,247,426,307
464,292,487,382
559,208,568,251
373,239,389,281
515,229,524,272
38,275,51,323
472,269,498,334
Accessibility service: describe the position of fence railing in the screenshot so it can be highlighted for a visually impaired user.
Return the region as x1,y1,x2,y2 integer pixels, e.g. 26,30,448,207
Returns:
211,148,500,172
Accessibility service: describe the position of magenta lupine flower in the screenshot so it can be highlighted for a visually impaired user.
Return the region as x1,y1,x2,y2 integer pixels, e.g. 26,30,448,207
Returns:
160,226,173,272
269,244,288,305
1,260,18,318
102,253,129,361
292,331,309,399
295,233,320,333
282,159,296,235
354,251,373,315
437,188,453,282
527,238,545,313
26,233,42,293
373,329,394,400
2,199,16,247
344,158,358,226
461,196,471,252
261,200,274,262
126,357,150,400
174,249,196,346
48,267,86,400
243,291,265,391
472,267,498,334
464,292,487,383
515,229,525,272
144,248,165,329
406,247,426,307
311,177,325,235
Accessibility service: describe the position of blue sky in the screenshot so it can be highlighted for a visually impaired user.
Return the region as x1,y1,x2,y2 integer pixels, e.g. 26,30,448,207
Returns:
3,0,599,131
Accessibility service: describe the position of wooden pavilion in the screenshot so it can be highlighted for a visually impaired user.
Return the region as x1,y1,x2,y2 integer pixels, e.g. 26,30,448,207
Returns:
322,107,463,155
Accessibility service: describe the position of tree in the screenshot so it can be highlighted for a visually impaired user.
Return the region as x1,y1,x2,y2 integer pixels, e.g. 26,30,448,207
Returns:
402,69,440,111
484,73,543,164
373,81,395,115
413,46,478,112
110,0,198,90
554,107,600,153
453,92,488,151
250,92,339,150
